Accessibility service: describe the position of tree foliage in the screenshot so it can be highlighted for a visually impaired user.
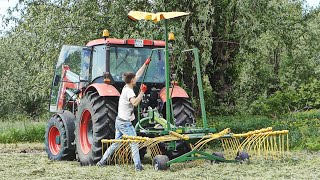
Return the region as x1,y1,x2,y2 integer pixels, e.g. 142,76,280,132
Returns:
0,0,320,118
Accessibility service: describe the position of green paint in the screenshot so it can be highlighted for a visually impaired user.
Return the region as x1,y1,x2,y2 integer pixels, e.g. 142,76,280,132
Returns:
164,19,172,132
167,149,236,165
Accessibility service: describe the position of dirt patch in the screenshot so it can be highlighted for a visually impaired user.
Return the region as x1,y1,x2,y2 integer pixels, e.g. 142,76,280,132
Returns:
1,143,320,180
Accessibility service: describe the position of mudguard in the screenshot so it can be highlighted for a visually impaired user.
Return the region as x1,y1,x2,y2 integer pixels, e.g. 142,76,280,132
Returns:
84,83,120,97
159,86,189,103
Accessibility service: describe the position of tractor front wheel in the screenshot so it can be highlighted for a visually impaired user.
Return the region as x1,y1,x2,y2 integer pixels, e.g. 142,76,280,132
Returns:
45,115,75,160
75,91,118,166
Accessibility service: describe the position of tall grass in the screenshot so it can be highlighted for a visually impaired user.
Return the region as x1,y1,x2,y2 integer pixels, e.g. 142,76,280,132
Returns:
0,114,46,143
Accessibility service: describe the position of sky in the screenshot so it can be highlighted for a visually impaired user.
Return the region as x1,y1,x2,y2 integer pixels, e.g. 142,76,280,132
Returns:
305,0,320,7
0,0,19,16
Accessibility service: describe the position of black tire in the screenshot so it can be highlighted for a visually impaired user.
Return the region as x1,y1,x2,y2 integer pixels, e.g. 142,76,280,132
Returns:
235,151,250,163
153,155,169,171
139,147,147,160
166,141,191,160
211,152,225,164
45,114,75,160
172,98,195,126
163,98,194,159
75,91,118,166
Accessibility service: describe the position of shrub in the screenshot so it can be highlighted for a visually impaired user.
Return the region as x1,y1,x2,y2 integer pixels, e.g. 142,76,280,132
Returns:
202,115,274,133
204,110,320,151
274,110,320,150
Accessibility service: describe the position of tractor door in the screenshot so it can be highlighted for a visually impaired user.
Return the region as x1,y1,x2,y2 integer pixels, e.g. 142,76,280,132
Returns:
49,45,91,112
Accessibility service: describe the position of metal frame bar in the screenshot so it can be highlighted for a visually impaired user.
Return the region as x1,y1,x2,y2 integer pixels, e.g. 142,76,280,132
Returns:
182,48,208,129
167,149,236,165
164,20,172,133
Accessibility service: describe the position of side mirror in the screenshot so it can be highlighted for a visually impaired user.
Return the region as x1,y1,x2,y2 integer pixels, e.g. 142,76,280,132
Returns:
53,74,61,86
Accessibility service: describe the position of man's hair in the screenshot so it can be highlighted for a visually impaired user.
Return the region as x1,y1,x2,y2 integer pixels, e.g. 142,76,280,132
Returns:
123,72,136,84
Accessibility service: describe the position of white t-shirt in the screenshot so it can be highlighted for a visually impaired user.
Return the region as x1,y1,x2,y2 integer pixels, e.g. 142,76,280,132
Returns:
118,85,136,121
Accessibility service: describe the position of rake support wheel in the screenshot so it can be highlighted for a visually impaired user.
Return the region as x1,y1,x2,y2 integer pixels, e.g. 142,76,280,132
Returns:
75,91,118,166
211,152,225,164
153,155,170,171
235,151,250,163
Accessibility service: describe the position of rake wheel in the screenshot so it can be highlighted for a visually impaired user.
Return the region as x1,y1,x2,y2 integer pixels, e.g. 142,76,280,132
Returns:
153,155,170,171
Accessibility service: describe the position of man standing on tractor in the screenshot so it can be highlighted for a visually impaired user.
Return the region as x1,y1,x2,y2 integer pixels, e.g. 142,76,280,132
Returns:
96,58,151,171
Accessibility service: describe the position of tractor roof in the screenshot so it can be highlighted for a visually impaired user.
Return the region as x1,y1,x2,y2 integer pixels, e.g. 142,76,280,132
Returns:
86,38,165,47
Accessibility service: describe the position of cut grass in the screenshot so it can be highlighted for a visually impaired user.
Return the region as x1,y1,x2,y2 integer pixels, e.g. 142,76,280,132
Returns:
0,143,319,180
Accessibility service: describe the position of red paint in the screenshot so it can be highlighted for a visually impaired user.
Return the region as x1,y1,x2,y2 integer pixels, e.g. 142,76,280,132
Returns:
126,39,135,45
86,38,126,46
48,126,61,155
57,65,77,110
154,40,165,46
159,86,189,103
86,38,165,47
85,83,120,97
80,110,91,155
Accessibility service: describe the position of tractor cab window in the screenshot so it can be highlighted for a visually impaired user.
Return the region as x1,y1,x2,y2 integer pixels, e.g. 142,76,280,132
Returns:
92,46,106,80
109,46,165,83
50,45,90,112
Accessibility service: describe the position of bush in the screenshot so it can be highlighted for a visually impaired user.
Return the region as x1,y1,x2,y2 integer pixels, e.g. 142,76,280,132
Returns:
250,79,320,118
201,115,274,133
204,110,320,151
273,110,320,151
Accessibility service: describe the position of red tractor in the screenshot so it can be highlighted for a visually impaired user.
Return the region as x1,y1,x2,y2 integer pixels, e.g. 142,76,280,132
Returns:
45,33,195,165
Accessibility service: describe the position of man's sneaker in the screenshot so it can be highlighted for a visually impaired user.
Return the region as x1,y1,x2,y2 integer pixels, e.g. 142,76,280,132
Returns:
96,161,105,167
135,165,143,171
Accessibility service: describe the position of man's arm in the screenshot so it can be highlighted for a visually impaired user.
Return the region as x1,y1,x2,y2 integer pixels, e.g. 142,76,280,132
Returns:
130,92,144,107
135,58,151,80
135,64,146,80
129,84,147,107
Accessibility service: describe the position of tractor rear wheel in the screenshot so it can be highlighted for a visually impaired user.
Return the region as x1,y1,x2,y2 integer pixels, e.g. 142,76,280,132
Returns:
75,91,118,166
172,98,195,126
45,115,76,160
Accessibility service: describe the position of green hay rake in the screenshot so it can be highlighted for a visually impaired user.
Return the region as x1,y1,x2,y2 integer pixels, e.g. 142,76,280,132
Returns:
101,11,289,170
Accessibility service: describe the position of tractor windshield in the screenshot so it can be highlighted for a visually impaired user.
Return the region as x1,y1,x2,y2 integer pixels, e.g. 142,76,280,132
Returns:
109,46,165,83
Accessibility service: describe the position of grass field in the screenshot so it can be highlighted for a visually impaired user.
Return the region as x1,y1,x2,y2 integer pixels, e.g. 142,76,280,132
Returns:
0,143,319,180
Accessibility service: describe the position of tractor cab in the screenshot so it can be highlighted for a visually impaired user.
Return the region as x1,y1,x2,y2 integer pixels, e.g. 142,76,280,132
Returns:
49,45,91,112
87,38,165,84
50,37,166,113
